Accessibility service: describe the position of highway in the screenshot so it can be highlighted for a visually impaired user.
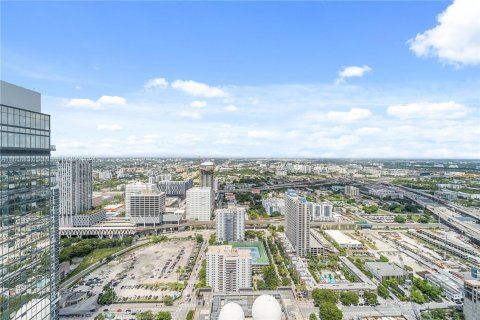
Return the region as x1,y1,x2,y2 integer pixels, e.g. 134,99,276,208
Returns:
394,186,480,244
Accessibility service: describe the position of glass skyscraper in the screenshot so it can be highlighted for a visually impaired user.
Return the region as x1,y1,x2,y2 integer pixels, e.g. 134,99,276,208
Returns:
0,81,58,319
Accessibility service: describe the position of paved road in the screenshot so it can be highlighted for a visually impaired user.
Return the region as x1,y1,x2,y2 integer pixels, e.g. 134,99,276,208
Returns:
301,301,457,320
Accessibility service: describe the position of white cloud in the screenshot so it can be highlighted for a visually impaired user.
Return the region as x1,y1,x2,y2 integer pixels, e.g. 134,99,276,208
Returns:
178,110,203,119
408,0,480,66
172,80,228,98
66,98,100,109
65,95,126,109
97,95,127,105
144,77,169,89
354,127,382,135
190,100,207,108
247,130,281,140
336,65,371,83
97,123,123,131
387,101,470,119
224,105,238,112
327,108,373,122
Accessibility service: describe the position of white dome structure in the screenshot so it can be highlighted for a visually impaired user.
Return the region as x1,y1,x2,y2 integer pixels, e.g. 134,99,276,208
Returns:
218,302,245,320
252,294,282,320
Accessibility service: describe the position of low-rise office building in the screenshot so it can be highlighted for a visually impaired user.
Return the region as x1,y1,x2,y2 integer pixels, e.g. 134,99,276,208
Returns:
365,262,410,283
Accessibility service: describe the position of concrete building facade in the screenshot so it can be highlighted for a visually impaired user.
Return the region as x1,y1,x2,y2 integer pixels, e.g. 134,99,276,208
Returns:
200,161,215,189
464,280,480,320
345,185,360,197
206,245,252,292
57,159,93,227
186,187,214,221
125,182,165,226
216,208,245,242
157,178,193,197
285,190,310,257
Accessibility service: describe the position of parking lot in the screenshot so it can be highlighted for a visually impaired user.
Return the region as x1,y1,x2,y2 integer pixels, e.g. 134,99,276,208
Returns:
69,239,198,304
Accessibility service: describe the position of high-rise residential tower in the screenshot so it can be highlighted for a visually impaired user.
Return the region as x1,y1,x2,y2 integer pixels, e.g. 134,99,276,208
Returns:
0,81,58,319
284,190,311,257
216,208,245,242
57,159,93,227
186,187,214,221
199,161,215,189
206,245,252,292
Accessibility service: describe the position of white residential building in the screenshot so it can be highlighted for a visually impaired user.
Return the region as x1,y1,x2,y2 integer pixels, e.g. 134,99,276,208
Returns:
345,185,360,197
206,245,252,292
311,202,334,221
125,182,165,226
262,198,285,215
57,159,93,227
186,187,214,221
216,208,245,242
285,190,310,257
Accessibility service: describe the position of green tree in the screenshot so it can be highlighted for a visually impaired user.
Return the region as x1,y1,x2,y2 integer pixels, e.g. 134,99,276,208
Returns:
97,285,116,305
309,313,318,320
319,302,343,320
379,255,389,262
155,311,172,320
94,314,105,320
195,234,204,243
186,310,194,320
340,291,359,306
364,291,378,305
410,287,427,304
378,284,390,299
277,225,285,232
394,216,406,223
136,311,155,320
208,234,216,245
312,288,338,305
163,295,174,306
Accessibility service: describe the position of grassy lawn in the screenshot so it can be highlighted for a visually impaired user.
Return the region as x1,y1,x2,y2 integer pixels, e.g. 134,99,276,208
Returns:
410,215,437,223
64,246,127,281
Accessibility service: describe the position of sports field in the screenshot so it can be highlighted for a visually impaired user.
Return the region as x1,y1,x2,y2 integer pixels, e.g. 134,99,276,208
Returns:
231,241,269,265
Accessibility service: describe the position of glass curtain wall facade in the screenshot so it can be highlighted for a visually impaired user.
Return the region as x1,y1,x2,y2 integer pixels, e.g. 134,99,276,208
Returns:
0,84,57,319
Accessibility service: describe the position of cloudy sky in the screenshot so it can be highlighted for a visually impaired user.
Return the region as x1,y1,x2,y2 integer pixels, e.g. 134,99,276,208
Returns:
2,1,479,158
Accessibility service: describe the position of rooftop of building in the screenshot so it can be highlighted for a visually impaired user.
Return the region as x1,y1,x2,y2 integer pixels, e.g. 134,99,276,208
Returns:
208,245,252,259
324,230,362,246
365,262,409,277
464,279,480,288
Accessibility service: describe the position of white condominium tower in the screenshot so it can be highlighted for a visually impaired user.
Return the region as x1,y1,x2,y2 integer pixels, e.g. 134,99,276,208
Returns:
206,245,252,292
125,182,165,226
285,190,311,257
345,185,360,197
311,202,334,221
199,161,215,189
216,208,245,242
186,187,214,221
57,158,93,227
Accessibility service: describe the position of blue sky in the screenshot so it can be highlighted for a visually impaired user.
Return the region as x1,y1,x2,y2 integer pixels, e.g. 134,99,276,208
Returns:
1,1,479,158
